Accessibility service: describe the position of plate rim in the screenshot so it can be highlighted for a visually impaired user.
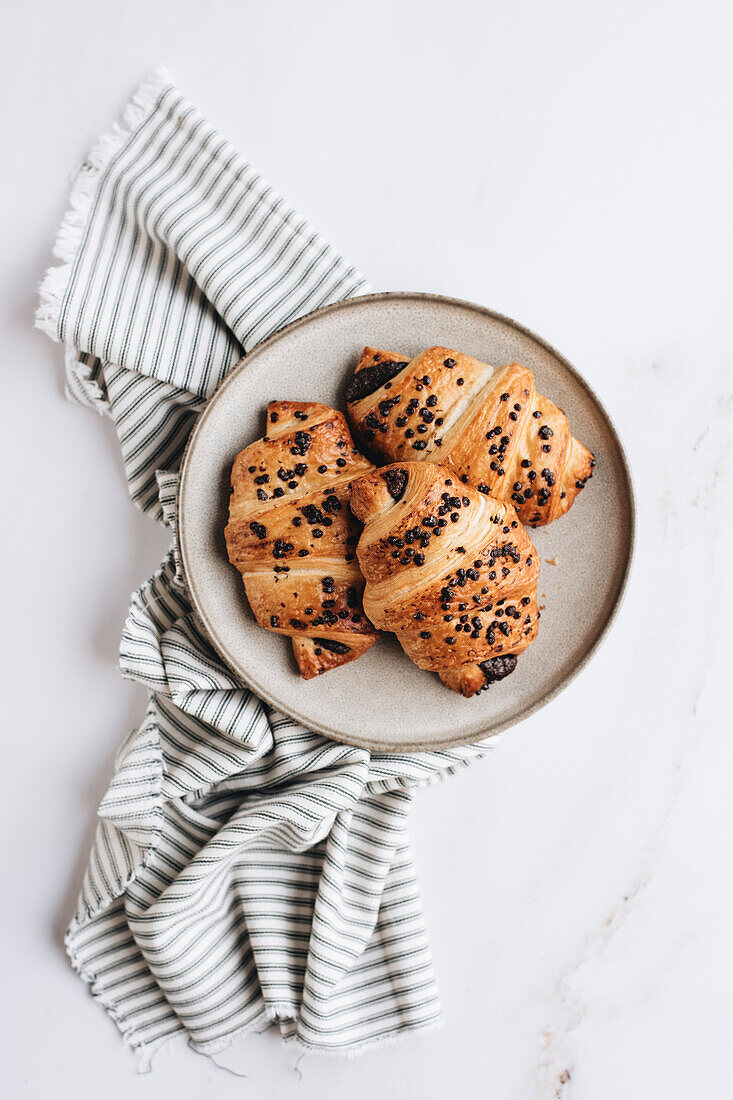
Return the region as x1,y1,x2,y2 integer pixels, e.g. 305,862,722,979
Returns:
178,290,636,752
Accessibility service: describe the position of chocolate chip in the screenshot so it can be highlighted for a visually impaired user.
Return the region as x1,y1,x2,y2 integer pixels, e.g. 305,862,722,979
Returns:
313,638,351,654
381,468,408,500
379,395,400,417
345,359,409,402
273,539,294,558
301,504,324,525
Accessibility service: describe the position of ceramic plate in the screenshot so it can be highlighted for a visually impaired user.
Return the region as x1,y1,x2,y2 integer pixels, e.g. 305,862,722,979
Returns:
178,292,634,751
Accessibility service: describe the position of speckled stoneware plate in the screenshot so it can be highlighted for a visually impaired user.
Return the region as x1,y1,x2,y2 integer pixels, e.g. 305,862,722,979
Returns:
178,292,634,752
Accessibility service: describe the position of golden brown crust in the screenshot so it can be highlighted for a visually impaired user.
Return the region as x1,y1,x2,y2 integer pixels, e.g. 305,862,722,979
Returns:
437,655,520,698
225,402,378,678
291,633,379,680
438,666,489,698
347,347,595,527
350,462,540,696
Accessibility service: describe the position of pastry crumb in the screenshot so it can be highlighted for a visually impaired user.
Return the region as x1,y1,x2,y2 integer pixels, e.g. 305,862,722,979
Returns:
545,556,559,565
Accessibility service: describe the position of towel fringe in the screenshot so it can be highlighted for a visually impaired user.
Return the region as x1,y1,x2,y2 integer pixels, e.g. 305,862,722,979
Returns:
35,67,172,343
63,347,110,413
286,1014,446,1059
188,1008,445,1064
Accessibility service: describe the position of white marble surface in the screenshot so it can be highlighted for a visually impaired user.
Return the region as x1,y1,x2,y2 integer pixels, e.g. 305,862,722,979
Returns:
3,1,731,1096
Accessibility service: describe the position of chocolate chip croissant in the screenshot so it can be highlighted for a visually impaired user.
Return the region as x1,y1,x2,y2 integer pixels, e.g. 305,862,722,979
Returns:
225,402,379,678
346,346,595,527
349,462,541,697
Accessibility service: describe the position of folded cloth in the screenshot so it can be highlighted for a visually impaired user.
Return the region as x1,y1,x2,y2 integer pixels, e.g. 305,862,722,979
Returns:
37,69,495,1059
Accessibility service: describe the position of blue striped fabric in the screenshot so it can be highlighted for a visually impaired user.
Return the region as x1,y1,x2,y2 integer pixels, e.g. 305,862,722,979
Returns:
38,70,495,1058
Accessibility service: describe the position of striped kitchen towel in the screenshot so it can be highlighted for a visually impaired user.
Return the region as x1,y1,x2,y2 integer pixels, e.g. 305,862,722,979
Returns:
37,69,495,1060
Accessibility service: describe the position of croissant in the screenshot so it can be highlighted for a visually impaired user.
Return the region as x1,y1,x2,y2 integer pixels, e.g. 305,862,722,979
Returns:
349,461,541,697
345,345,595,527
225,401,378,678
